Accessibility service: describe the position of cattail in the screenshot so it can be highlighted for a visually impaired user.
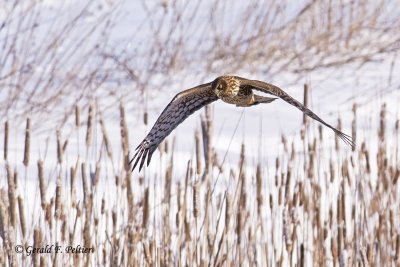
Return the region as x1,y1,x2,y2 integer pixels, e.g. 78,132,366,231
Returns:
351,103,357,151
99,117,113,159
378,103,386,142
331,237,338,262
85,104,94,147
142,187,149,228
38,160,46,209
54,173,62,219
0,205,6,241
4,121,8,161
164,164,172,205
284,168,292,205
101,197,106,215
83,205,92,248
33,228,42,266
256,164,263,215
45,201,53,228
61,218,67,242
93,163,101,187
225,193,231,231
318,124,323,141
70,164,78,207
281,134,288,152
81,163,89,205
195,129,202,175
6,165,16,227
193,182,200,218
144,111,148,125
75,105,80,127
282,209,292,252
56,130,63,164
120,102,129,157
18,196,26,238
23,118,30,166
13,168,18,191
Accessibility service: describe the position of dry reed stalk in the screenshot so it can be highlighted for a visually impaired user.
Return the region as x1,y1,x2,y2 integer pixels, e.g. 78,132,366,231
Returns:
193,182,200,219
70,163,78,208
81,163,89,205
23,118,30,166
75,105,80,127
256,164,262,216
284,168,292,205
164,162,172,205
61,217,67,242
4,121,8,161
33,228,42,267
281,134,288,152
45,200,53,228
142,187,150,229
120,103,129,160
54,173,62,219
38,160,46,209
17,196,26,239
99,116,113,159
85,104,94,147
0,204,6,243
56,130,63,164
201,106,213,175
378,103,386,143
352,103,357,151
144,110,148,125
93,163,101,187
6,165,16,227
282,209,292,253
183,161,191,242
83,194,92,249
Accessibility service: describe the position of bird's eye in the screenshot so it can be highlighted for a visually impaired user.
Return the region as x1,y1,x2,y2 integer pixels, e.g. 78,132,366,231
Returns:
218,84,223,90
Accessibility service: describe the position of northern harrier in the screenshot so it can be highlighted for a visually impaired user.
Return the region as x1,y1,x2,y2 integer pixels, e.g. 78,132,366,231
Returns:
130,76,354,171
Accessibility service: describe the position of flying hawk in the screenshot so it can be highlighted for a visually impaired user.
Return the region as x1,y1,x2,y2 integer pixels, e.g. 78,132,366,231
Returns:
130,76,354,171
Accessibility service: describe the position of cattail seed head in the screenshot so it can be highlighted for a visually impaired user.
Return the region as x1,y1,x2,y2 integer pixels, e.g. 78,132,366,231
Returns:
193,182,200,218
85,104,94,147
23,118,30,166
4,121,8,161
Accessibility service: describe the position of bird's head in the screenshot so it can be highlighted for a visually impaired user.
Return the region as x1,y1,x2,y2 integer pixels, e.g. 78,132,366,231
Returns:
212,76,239,98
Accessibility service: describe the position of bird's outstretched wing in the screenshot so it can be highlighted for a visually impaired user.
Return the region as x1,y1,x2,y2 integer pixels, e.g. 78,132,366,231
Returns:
130,82,218,171
238,77,354,147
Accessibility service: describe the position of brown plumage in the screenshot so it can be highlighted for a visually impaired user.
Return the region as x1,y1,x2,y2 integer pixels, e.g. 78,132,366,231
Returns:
130,76,354,171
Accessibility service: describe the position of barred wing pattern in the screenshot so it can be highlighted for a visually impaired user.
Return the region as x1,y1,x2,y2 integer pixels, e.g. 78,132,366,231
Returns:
238,77,355,147
130,83,218,171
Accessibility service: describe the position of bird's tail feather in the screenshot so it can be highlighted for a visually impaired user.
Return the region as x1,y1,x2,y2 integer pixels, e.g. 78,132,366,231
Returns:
254,95,277,104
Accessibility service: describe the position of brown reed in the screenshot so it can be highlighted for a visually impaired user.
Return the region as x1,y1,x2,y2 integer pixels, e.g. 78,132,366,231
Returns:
37,160,46,209
85,104,94,147
17,196,26,239
6,165,16,228
23,118,30,166
4,121,8,161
